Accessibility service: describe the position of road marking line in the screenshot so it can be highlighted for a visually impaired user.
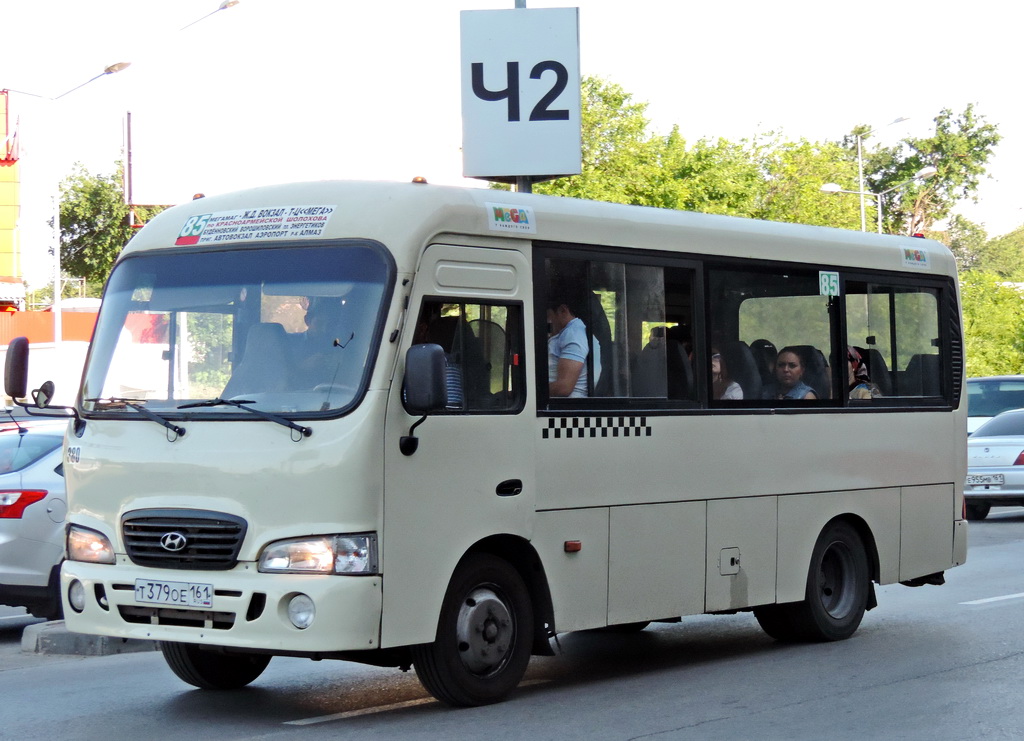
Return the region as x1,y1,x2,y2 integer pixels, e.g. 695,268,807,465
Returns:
284,697,435,725
282,679,550,725
961,591,1024,605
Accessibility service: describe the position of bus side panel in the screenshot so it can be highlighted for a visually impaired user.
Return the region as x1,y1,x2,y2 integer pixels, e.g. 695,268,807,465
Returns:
705,497,777,612
776,488,901,604
900,484,957,581
533,508,609,632
608,501,705,624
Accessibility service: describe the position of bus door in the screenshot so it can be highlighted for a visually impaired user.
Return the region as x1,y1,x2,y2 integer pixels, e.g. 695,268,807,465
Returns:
380,243,536,647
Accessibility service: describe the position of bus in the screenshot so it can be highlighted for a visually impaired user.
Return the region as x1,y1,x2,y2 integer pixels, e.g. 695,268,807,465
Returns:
5,180,967,707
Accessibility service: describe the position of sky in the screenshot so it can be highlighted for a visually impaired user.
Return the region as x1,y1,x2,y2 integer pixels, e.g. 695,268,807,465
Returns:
2,0,1021,286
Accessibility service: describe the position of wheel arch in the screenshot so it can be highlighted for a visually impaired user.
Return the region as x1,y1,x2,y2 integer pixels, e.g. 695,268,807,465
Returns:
461,534,556,657
828,513,881,584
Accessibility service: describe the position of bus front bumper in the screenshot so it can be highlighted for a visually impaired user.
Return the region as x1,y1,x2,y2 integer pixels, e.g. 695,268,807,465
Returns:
60,561,382,654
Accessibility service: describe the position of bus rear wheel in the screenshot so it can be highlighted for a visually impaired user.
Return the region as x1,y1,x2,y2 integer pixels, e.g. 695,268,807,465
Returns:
965,503,991,521
754,521,869,643
160,641,271,689
412,554,533,707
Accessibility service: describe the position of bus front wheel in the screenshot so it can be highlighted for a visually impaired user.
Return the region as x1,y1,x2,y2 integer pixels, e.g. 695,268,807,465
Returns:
412,554,533,707
160,641,271,690
754,521,870,643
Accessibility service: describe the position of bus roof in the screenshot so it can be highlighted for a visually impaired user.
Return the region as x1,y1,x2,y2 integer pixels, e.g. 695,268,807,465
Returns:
124,179,956,278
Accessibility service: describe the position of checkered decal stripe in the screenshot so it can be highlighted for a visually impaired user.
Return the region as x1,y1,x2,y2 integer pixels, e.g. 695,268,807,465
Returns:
542,416,652,439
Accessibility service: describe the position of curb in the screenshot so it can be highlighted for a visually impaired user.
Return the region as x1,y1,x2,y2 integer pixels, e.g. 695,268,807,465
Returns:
21,621,159,656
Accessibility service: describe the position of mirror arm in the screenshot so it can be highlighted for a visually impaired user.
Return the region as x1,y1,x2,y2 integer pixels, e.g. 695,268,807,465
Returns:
399,415,428,456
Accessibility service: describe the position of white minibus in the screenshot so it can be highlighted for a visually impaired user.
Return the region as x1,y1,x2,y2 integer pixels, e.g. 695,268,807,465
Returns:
6,180,967,706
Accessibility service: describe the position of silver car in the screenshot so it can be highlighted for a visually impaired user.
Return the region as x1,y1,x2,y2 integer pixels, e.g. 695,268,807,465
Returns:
966,408,1024,520
0,418,68,619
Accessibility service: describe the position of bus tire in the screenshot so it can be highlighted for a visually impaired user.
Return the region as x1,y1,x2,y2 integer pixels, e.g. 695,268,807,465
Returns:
412,554,533,707
965,503,990,521
160,641,271,690
754,521,869,643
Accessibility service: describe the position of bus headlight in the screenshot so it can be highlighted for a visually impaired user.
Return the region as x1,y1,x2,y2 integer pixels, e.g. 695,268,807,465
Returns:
67,525,116,564
258,534,377,575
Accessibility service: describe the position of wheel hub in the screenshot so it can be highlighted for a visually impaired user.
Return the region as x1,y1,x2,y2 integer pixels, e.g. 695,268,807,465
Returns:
455,587,514,676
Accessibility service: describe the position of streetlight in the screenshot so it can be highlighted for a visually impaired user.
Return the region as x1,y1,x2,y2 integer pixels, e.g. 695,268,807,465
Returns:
180,0,240,31
4,62,131,346
852,117,910,232
821,165,939,234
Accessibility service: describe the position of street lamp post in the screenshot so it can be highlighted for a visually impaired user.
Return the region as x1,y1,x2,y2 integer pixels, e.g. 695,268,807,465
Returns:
5,62,131,345
853,117,910,232
821,165,939,234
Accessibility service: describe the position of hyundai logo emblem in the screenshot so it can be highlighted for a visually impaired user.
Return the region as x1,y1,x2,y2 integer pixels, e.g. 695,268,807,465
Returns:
160,532,188,552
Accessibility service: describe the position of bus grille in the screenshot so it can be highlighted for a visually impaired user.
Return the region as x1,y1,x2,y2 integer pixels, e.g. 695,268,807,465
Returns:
121,509,247,571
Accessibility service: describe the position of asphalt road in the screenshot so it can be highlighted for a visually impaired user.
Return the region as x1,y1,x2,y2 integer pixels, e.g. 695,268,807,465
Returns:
4,509,1024,740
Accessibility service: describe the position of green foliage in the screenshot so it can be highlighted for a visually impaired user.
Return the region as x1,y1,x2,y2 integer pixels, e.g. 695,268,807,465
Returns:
753,138,862,228
926,215,988,272
866,105,1001,235
960,270,1024,376
975,225,1024,278
58,162,166,293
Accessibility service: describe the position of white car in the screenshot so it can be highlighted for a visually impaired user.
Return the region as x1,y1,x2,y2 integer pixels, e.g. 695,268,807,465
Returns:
967,376,1024,434
966,408,1024,520
0,418,68,619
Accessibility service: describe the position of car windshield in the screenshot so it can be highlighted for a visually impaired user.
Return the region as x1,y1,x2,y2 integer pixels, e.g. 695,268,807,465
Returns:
81,241,392,417
0,430,62,474
972,411,1024,438
967,378,1024,418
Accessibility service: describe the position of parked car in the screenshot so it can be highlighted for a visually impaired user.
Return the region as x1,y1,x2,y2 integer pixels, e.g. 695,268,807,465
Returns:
0,418,68,619
965,408,1024,520
967,376,1024,434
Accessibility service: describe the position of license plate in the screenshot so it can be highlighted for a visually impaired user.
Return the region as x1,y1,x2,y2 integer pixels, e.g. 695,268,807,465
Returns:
967,473,1004,486
134,579,213,608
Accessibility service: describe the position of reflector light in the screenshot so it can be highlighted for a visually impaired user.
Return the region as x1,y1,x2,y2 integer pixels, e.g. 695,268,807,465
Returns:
564,540,582,553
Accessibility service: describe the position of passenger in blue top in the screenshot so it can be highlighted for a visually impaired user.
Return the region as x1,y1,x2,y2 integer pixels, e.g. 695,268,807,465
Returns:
762,347,817,400
547,296,589,398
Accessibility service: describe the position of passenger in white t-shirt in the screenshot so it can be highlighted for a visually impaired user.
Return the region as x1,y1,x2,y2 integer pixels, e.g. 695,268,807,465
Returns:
547,300,589,398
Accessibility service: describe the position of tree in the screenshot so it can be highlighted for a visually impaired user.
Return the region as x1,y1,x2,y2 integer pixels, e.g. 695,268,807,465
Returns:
974,225,1024,278
960,270,1024,376
924,215,988,271
754,138,863,228
861,105,1001,235
529,77,672,206
58,162,166,294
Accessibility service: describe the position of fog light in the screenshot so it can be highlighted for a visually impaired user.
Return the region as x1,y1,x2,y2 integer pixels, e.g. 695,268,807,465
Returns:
287,594,315,629
68,580,86,613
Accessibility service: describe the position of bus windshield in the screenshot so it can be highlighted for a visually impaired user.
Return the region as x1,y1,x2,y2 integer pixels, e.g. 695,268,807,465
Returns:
81,241,392,417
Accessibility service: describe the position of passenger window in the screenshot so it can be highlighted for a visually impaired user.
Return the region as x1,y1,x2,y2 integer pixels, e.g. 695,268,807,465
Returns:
412,300,523,413
540,256,695,405
846,283,941,398
710,267,835,402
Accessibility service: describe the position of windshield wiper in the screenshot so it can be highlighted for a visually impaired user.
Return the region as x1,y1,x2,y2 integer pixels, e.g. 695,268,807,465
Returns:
85,397,186,438
178,398,312,438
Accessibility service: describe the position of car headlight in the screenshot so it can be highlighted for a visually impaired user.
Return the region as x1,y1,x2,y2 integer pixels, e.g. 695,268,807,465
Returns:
67,525,116,564
258,533,378,575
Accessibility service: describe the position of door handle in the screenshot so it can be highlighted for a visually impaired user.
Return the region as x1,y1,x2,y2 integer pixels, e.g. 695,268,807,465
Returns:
495,479,523,497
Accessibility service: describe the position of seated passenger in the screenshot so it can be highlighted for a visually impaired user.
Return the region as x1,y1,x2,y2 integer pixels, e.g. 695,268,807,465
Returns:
712,346,742,400
847,346,881,399
761,347,818,400
547,292,588,398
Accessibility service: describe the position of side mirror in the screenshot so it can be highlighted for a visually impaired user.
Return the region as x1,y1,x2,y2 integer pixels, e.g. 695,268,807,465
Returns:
4,336,29,400
403,343,448,415
33,380,55,409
